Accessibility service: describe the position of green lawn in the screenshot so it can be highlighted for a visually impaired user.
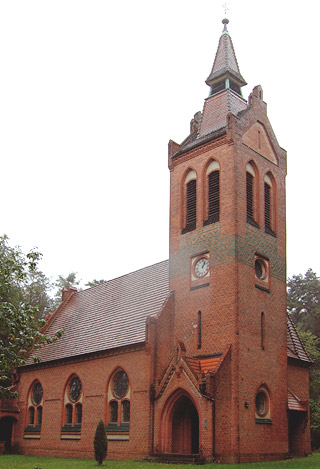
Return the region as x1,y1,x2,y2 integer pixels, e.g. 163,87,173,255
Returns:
1,454,320,469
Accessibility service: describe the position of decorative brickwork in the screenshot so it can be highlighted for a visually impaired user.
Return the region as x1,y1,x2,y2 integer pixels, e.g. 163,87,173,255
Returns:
170,222,285,281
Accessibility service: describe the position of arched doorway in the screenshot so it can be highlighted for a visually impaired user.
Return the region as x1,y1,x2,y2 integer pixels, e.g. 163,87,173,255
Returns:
161,389,199,454
0,417,16,453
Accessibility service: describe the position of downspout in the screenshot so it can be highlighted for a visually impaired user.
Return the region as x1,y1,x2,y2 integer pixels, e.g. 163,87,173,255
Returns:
150,318,158,455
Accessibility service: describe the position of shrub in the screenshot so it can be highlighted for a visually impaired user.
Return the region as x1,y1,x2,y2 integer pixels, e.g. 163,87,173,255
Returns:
93,420,107,465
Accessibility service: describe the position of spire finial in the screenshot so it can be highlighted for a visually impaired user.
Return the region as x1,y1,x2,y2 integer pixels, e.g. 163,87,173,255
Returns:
222,3,229,32
222,2,229,17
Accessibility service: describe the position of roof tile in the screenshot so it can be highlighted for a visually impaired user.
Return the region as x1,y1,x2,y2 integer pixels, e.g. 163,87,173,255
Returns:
287,316,312,364
29,260,169,363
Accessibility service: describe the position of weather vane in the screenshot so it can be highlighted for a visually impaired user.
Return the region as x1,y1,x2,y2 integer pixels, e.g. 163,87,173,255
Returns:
222,2,229,17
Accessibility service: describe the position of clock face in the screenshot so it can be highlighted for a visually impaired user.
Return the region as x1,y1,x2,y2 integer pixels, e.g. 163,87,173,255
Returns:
194,257,210,278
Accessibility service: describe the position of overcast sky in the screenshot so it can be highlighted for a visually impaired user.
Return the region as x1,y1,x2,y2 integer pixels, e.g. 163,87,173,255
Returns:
1,0,319,288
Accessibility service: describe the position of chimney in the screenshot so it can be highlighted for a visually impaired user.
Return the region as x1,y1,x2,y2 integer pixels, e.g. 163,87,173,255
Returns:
62,286,77,302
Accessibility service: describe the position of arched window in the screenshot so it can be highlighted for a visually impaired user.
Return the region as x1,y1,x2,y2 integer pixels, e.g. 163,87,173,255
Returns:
204,160,220,225
63,375,83,428
28,406,35,425
122,400,130,423
264,173,276,236
246,162,259,227
66,404,73,425
75,403,82,425
37,406,43,426
109,401,118,423
255,385,271,422
106,369,130,437
182,170,197,234
25,381,43,436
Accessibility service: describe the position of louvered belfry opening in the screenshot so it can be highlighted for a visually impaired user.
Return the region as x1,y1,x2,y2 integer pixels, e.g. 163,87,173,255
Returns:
246,170,261,228
205,170,220,225
246,172,254,220
264,182,271,230
264,182,276,236
182,179,196,233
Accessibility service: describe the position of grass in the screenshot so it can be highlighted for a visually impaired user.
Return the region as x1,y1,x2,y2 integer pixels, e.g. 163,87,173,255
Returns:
1,454,320,469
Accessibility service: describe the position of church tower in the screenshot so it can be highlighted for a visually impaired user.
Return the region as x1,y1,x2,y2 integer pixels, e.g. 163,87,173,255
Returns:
165,18,291,462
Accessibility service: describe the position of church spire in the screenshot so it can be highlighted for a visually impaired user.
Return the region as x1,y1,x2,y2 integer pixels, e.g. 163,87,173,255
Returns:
197,18,248,138
205,18,247,97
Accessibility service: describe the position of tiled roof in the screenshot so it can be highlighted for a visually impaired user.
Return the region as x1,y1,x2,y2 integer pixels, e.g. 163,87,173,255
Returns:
206,26,246,86
24,262,309,367
185,355,222,375
287,316,312,364
288,389,307,412
29,260,169,364
198,90,247,138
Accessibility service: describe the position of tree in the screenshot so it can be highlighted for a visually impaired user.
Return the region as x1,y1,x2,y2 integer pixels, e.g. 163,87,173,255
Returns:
295,326,320,449
288,269,320,449
93,419,107,465
85,279,106,288
24,269,54,319
287,269,320,336
0,235,63,398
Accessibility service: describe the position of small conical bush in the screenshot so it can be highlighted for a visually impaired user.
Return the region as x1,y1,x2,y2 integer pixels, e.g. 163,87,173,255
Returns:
94,419,107,465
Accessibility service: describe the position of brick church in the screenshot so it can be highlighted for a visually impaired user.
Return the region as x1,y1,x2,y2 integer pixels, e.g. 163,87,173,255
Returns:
0,18,312,463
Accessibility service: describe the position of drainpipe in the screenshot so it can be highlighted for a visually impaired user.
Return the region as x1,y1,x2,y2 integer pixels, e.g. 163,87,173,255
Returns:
150,384,155,455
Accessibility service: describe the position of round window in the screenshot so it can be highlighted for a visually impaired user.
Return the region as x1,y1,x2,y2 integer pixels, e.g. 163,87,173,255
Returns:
32,382,43,405
255,259,266,280
255,390,268,417
113,371,129,399
69,377,82,402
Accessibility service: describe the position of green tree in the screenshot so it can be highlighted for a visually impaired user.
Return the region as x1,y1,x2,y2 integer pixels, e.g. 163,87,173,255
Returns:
296,326,320,449
0,235,63,398
93,419,107,465
287,269,320,336
85,279,106,288
24,269,54,318
288,270,320,449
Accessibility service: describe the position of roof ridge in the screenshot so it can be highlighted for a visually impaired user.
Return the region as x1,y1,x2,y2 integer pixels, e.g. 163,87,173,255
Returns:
80,259,169,294
287,315,312,363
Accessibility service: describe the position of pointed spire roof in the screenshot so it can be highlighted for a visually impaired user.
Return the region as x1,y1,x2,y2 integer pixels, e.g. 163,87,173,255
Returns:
206,18,246,87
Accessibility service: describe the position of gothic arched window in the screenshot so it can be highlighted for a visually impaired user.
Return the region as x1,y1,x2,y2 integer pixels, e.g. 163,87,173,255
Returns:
246,162,259,227
264,173,276,236
107,369,130,437
182,170,197,234
204,160,220,225
63,375,83,429
25,380,43,437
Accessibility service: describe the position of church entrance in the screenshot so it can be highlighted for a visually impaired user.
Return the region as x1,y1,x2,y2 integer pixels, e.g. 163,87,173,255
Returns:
161,389,199,454
288,410,307,457
172,395,199,453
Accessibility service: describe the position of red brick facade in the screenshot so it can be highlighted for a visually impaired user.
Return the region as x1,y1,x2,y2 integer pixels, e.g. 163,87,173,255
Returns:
0,19,311,463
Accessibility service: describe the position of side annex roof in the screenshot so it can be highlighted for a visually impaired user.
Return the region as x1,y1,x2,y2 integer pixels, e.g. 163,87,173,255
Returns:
30,260,169,364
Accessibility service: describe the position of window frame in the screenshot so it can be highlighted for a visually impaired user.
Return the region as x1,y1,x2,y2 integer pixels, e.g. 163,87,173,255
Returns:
24,380,44,437
255,385,271,423
203,160,220,226
106,368,131,434
264,173,276,236
182,170,197,234
62,374,83,433
246,162,259,228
